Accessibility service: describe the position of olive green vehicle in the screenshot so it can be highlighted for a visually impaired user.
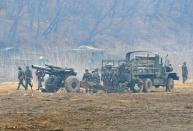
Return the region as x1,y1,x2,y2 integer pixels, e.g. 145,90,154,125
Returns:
102,51,179,93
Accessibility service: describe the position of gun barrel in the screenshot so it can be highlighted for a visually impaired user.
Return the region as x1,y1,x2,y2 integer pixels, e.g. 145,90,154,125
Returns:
45,64,63,69
31,65,51,72
32,64,76,76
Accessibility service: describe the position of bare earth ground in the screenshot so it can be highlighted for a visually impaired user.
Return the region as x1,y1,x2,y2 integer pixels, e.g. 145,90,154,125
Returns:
0,81,193,131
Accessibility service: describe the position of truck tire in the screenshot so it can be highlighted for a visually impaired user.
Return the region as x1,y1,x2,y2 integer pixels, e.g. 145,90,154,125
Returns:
65,76,80,93
166,78,174,92
143,79,153,92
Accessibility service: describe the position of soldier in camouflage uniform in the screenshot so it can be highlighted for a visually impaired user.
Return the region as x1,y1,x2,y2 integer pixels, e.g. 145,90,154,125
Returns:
112,69,118,89
91,69,103,93
101,64,113,91
17,66,26,90
82,69,92,82
182,62,188,84
35,69,45,90
25,66,33,90
92,69,100,83
82,69,92,93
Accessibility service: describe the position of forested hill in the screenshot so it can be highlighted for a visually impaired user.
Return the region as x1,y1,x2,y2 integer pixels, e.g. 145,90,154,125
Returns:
0,0,192,74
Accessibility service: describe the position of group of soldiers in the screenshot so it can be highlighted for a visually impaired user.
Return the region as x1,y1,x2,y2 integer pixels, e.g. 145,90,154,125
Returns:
17,66,45,91
82,68,101,92
17,66,33,90
17,61,189,92
82,64,119,92
82,61,190,92
101,63,129,91
101,64,118,89
82,69,100,84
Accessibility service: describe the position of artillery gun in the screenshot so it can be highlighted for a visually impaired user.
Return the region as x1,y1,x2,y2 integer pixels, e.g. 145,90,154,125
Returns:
102,51,179,93
32,64,80,92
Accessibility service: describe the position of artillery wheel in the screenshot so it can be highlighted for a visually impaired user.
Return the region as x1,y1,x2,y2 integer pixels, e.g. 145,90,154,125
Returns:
65,76,80,93
143,79,153,92
166,78,174,92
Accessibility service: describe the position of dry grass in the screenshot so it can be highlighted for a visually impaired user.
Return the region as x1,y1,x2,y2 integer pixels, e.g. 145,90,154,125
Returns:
0,81,193,131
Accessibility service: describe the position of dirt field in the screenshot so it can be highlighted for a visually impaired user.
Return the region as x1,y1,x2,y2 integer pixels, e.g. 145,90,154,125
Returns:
0,81,193,131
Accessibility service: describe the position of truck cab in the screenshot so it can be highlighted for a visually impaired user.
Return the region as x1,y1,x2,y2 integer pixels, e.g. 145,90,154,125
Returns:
125,51,179,92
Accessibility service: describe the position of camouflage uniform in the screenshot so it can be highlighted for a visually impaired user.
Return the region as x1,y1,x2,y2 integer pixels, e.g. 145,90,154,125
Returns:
25,66,33,90
92,69,100,83
112,69,118,89
17,67,25,90
82,69,92,82
182,62,188,83
82,69,93,93
35,70,45,90
91,69,103,92
101,64,113,89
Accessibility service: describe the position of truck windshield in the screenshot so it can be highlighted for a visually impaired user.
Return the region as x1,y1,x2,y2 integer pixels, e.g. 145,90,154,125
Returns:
129,52,156,61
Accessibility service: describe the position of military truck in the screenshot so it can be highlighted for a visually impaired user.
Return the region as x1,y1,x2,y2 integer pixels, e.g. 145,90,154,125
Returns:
32,64,80,92
102,51,179,93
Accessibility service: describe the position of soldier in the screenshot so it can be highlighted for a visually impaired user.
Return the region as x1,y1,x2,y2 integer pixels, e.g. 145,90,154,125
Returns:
112,69,118,89
82,69,92,93
82,69,92,82
35,69,45,90
92,69,100,83
101,64,113,90
17,66,25,90
25,66,33,90
182,62,188,84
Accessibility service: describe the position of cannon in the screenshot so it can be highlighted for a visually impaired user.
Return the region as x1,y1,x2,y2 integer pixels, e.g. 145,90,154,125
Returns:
32,64,80,93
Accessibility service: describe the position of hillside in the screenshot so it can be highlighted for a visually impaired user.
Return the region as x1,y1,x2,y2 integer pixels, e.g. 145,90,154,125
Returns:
0,0,192,80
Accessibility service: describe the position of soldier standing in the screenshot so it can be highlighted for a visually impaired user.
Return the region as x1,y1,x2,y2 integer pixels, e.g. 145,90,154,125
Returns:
17,66,25,90
92,69,100,83
82,69,92,93
182,62,188,84
112,69,118,89
35,70,45,90
82,69,92,82
101,64,113,89
25,66,33,90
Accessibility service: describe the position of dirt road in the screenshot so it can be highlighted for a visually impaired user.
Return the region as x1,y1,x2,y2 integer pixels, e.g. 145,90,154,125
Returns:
0,82,193,131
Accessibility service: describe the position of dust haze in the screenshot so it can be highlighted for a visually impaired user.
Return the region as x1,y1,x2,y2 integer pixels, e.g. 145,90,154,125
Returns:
0,0,193,131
